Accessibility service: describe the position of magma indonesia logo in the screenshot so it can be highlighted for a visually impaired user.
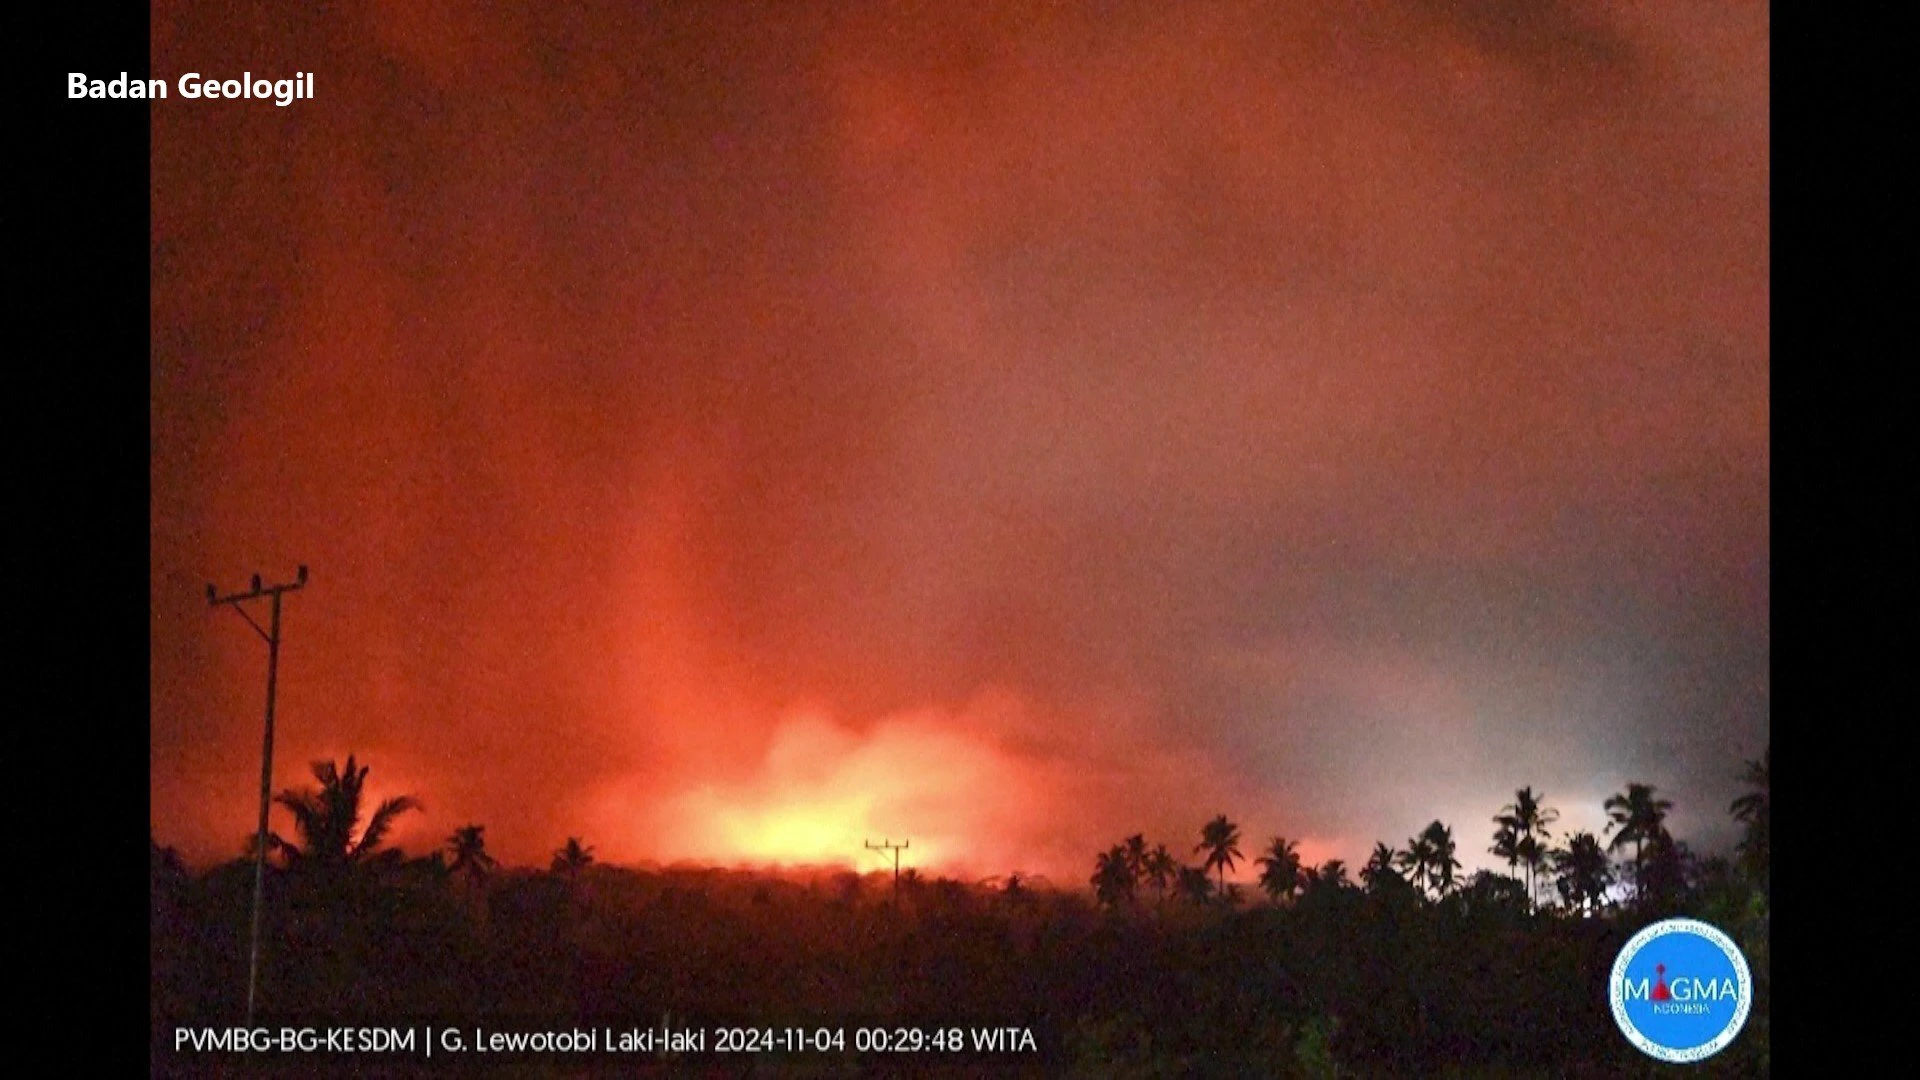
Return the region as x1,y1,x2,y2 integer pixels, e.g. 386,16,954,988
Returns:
1609,918,1752,1063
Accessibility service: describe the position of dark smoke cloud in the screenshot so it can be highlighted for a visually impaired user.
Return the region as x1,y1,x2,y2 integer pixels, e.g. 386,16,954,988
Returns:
152,1,1767,879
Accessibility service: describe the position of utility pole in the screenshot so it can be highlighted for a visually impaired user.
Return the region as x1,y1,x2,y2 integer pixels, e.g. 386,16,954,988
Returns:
865,838,909,903
209,564,308,1025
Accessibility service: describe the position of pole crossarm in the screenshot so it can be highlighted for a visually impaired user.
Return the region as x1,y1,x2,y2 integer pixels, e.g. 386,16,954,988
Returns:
209,566,308,617
210,582,307,604
865,838,910,901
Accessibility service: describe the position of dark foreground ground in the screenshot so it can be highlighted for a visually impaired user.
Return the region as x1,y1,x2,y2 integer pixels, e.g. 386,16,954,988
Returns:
151,858,1768,1077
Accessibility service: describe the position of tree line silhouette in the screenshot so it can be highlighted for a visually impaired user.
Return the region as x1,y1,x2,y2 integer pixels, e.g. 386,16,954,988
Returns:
152,745,1769,1074
1085,751,1769,923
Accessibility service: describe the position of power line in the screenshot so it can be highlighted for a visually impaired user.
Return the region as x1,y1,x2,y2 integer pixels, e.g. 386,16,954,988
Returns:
208,564,308,1025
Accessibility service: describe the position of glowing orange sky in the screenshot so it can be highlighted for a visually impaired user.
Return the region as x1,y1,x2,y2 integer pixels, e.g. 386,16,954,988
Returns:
151,1,1767,883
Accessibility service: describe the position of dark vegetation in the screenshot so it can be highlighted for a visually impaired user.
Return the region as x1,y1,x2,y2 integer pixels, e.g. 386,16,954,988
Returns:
152,746,1768,1075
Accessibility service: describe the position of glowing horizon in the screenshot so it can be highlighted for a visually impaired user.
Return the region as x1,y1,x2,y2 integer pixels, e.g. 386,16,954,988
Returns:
152,1,1767,892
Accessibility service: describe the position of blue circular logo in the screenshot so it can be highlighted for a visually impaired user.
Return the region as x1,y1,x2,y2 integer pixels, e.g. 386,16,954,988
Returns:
1608,918,1752,1063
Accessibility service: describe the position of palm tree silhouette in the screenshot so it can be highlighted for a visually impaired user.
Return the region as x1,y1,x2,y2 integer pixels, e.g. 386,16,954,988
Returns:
1637,827,1690,910
1195,815,1243,897
1399,822,1460,899
1516,835,1549,911
1174,864,1213,905
1553,831,1615,916
1360,842,1402,895
271,754,420,874
1604,783,1673,898
1730,747,1768,827
1490,822,1520,882
1496,787,1559,910
551,837,596,879
447,824,497,886
1304,860,1350,898
1255,836,1303,903
1122,833,1148,888
1395,834,1433,897
1143,844,1178,904
1425,822,1462,897
1730,745,1769,889
1091,845,1135,908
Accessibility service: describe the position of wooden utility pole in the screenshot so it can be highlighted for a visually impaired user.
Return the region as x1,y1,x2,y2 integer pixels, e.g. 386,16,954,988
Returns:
208,565,308,1025
865,838,910,902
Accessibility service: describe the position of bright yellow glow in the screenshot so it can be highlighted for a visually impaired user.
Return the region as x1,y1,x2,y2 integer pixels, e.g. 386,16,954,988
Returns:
638,710,1017,872
715,795,872,865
